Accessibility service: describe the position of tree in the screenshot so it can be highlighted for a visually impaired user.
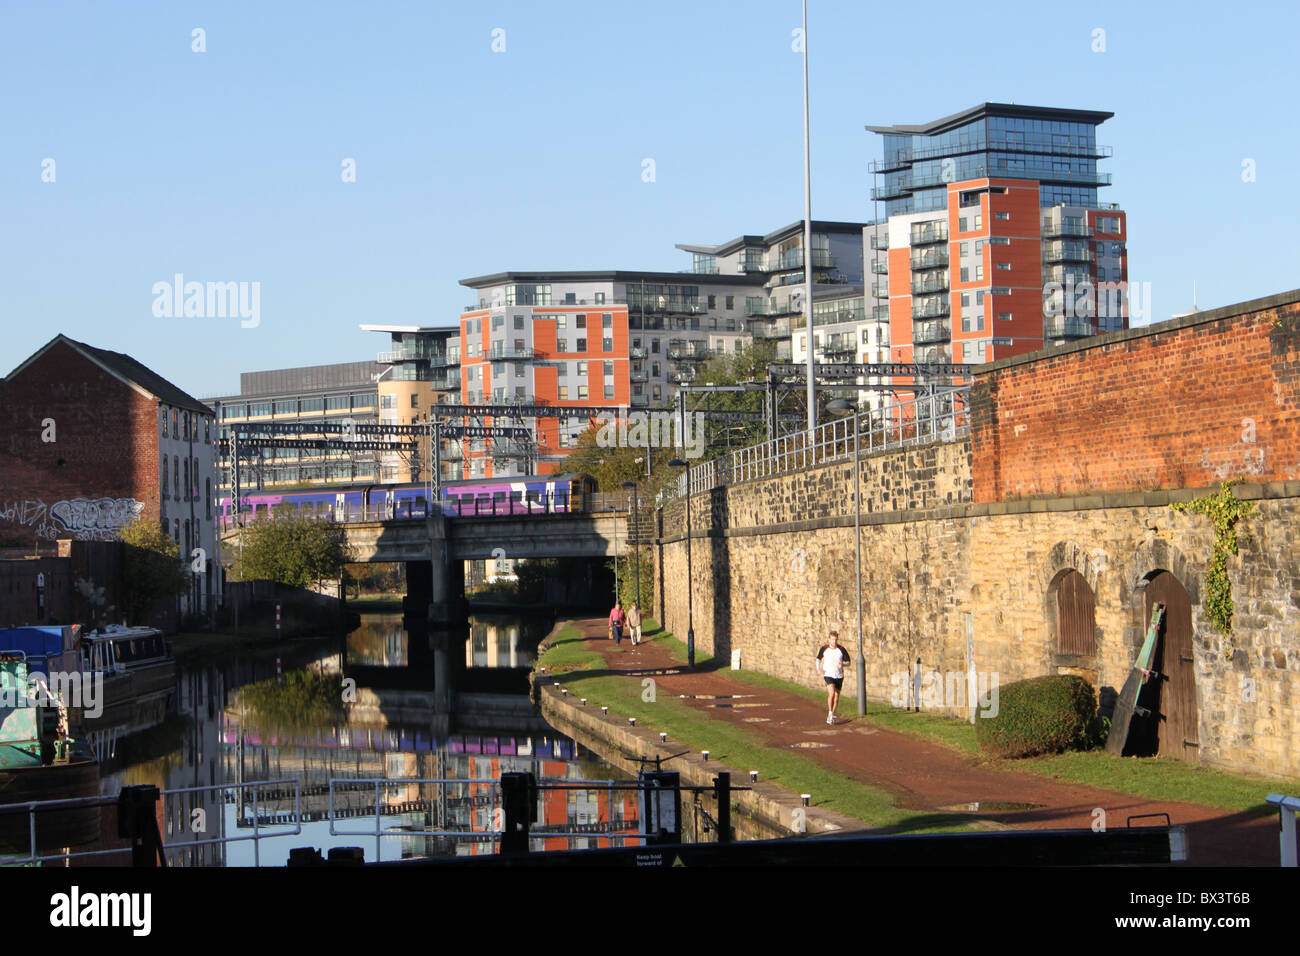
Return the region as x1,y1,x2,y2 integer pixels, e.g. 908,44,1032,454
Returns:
117,518,188,622
234,508,351,590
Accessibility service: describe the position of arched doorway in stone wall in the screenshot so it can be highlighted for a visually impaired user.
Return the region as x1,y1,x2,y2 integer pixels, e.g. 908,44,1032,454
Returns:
1131,570,1199,762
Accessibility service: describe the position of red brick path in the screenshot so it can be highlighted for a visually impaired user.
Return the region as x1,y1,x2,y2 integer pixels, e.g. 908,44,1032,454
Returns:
570,618,1279,866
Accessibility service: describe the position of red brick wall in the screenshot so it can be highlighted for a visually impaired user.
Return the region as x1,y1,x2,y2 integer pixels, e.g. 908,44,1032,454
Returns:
971,293,1300,502
0,340,160,546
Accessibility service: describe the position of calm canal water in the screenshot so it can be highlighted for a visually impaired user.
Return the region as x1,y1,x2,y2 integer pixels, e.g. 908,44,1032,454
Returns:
84,609,634,866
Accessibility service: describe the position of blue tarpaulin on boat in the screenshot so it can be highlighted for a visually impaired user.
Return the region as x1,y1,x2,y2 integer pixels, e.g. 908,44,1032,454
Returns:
0,627,67,664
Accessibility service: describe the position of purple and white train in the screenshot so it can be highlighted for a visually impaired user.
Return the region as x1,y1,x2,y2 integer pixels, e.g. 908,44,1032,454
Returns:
219,473,597,528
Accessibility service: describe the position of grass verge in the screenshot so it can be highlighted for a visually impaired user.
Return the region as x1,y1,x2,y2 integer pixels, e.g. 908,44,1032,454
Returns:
538,623,973,834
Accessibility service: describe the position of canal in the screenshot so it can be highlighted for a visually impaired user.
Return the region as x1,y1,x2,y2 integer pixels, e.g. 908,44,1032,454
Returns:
80,608,637,866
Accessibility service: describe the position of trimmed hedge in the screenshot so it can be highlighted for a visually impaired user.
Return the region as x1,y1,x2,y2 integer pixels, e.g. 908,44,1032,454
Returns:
975,675,1097,758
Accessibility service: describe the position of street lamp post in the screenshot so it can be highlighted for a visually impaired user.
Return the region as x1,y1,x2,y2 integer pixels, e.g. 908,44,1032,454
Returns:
668,458,694,668
827,399,865,715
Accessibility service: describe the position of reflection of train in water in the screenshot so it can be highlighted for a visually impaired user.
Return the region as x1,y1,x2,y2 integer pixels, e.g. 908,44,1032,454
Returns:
219,473,597,527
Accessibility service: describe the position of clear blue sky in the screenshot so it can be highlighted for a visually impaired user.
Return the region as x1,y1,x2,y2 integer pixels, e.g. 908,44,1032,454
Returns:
3,0,1297,397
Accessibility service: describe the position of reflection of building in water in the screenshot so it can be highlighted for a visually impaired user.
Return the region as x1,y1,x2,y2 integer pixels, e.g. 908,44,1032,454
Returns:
347,614,408,667
468,620,524,669
219,715,637,859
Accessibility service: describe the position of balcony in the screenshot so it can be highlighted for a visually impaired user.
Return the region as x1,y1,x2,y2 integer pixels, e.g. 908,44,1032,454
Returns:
911,296,950,321
870,282,890,298
870,259,889,275
912,319,951,345
770,249,835,272
872,305,890,321
377,348,430,364
909,222,949,246
427,354,460,368
1043,242,1093,263
486,347,535,361
915,345,952,365
751,317,792,339
670,369,697,384
911,270,949,296
869,233,889,251
816,343,856,359
629,347,647,359
1042,265,1091,286
910,249,949,270
668,346,713,362
626,296,708,315
630,393,650,407
1041,219,1090,238
1044,318,1097,339
629,369,649,383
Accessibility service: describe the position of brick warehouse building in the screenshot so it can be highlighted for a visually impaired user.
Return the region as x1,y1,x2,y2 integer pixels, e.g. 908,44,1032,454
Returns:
0,335,219,619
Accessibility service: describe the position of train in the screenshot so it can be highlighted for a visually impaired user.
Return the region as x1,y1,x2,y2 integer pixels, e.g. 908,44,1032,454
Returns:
219,473,597,527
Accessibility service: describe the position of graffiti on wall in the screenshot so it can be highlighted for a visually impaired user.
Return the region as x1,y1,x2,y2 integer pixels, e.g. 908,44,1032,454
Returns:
0,497,144,541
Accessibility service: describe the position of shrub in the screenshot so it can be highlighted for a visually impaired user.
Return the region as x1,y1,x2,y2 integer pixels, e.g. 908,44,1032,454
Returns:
975,675,1097,758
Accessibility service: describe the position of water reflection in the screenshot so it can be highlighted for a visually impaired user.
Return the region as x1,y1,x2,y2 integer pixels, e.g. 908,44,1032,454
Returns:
94,612,634,866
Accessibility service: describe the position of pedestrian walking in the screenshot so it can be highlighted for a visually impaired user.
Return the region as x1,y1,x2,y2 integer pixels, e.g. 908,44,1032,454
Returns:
816,630,851,725
609,602,626,646
627,603,642,645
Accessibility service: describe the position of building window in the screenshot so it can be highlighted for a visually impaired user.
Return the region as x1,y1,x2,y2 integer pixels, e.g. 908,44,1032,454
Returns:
651,339,660,353
160,408,167,436
995,211,1010,221
725,296,734,310
975,264,984,281
161,456,168,497
514,315,524,329
998,312,1012,320
172,410,178,439
707,295,716,309
173,459,180,500
576,314,586,328
204,420,210,443
604,385,614,399
577,361,587,376
381,395,396,409
491,315,504,329
206,479,211,519
997,262,1011,271
595,292,606,304
974,214,983,229
960,267,969,282
173,519,180,545
411,394,419,408
576,337,587,352
577,385,588,399
557,316,567,329
559,386,568,400
602,337,612,352
557,340,568,354
959,217,968,232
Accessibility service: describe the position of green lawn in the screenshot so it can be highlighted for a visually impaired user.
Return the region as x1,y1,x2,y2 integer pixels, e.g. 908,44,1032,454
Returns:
633,620,1298,814
538,623,973,834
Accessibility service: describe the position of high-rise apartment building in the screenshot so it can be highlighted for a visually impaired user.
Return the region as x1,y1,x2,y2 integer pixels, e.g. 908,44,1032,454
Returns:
452,271,761,477
866,103,1128,377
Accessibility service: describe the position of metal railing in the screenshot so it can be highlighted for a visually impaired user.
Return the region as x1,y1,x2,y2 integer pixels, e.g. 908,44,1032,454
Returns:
0,779,302,867
672,388,971,498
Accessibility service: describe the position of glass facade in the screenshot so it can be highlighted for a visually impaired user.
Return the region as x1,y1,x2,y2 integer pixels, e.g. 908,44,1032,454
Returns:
876,112,1109,215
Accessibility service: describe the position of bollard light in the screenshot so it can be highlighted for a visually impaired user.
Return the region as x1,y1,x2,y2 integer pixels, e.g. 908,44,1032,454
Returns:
561,688,568,696
659,733,667,743
601,706,608,715
750,771,758,783
702,750,709,761
580,698,587,706
628,717,636,726
801,794,811,807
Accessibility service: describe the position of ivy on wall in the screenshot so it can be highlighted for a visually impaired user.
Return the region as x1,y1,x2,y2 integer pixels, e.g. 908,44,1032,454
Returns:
1170,479,1256,636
